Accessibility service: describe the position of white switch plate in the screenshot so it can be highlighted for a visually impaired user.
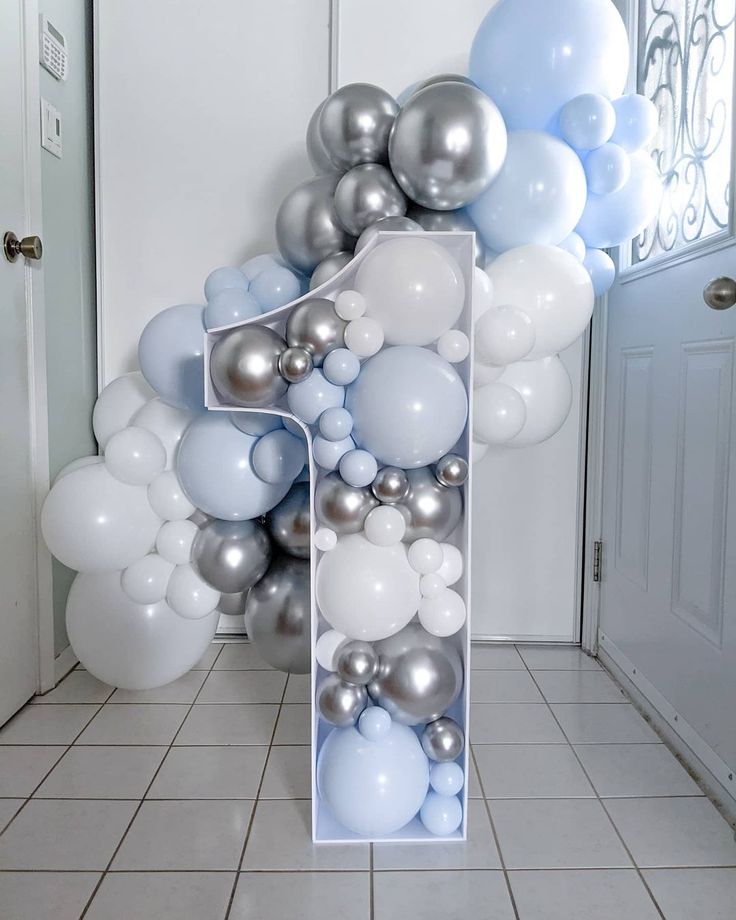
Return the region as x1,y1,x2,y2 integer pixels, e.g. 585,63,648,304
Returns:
41,97,62,158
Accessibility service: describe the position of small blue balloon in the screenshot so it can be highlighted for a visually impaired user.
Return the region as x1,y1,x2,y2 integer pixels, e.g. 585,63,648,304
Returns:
250,265,302,312
312,435,355,471
339,449,378,488
138,304,206,411
204,267,249,301
204,288,261,329
323,348,361,386
231,413,283,436
583,248,616,296
420,791,463,836
252,429,307,484
358,706,392,741
584,142,630,196
558,93,615,151
319,407,354,442
557,231,586,261
429,762,465,797
287,369,344,426
240,253,286,281
610,93,659,153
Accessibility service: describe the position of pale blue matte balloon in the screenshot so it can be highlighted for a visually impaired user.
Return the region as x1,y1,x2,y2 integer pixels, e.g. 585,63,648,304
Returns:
429,761,465,796
583,248,615,296
283,416,307,437
231,413,283,436
358,706,391,741
204,288,261,329
420,791,463,836
323,348,361,386
312,435,355,471
250,265,302,312
138,304,206,411
204,266,249,300
346,346,468,469
339,449,378,488
584,142,630,196
252,429,307,484
240,252,287,281
287,369,345,425
176,412,291,520
610,94,659,153
319,407,353,441
558,93,615,151
557,231,586,261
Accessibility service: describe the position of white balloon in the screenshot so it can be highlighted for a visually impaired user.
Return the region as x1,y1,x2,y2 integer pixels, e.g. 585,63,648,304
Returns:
148,470,196,521
121,554,174,604
155,519,198,565
356,238,465,346
487,244,594,359
418,588,467,637
475,307,535,366
473,362,505,388
364,505,406,546
314,527,338,552
335,289,366,321
53,455,102,484
420,572,447,598
104,426,167,486
131,397,197,468
500,356,573,447
92,372,155,450
316,533,421,641
437,330,470,363
437,543,464,586
316,629,350,672
473,381,527,444
166,563,220,619
473,266,494,322
67,571,218,689
471,439,490,463
344,317,384,357
41,463,161,573
407,538,444,574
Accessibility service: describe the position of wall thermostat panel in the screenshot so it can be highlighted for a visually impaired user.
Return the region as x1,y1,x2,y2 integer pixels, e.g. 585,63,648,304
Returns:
39,15,68,81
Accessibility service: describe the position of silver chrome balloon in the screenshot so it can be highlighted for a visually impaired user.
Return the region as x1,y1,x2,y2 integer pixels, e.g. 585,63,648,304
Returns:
355,215,423,254
371,466,410,504
216,591,247,617
396,466,463,542
336,640,379,686
266,482,310,559
368,623,463,726
334,164,407,237
421,716,465,762
210,324,288,408
275,174,356,274
306,100,337,175
315,472,378,533
285,298,347,366
407,204,488,267
244,555,311,674
319,83,399,170
389,81,507,210
435,454,469,488
317,673,368,726
309,252,353,291
279,346,314,384
192,518,272,594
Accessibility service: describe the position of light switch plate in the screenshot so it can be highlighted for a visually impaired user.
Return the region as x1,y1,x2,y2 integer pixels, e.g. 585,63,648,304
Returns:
41,98,62,158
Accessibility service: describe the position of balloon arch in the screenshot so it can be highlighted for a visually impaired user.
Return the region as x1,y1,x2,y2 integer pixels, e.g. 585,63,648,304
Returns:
42,0,660,842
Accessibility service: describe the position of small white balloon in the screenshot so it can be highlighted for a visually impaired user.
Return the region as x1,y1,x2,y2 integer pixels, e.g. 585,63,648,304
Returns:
473,381,527,444
473,267,494,321
167,563,220,619
155,519,198,565
92,372,155,450
437,330,470,363
344,317,384,357
474,362,505,388
364,505,406,546
104,426,167,486
420,572,447,598
475,307,535,366
407,538,444,574
437,543,464,586
472,440,490,463
131,398,196,469
316,629,350,671
335,289,367,321
121,554,175,604
418,588,467,637
314,527,338,552
148,470,196,521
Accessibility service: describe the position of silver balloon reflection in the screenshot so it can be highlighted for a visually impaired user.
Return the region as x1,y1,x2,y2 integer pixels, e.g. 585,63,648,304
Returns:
210,325,288,408
371,466,410,504
279,346,313,384
334,164,407,237
309,252,353,291
407,204,488,267
317,673,368,726
286,298,347,366
216,591,247,618
435,454,469,488
368,623,463,725
244,555,310,673
266,482,310,559
355,215,422,254
319,83,399,171
396,466,463,542
192,518,272,594
275,174,356,274
389,81,507,210
421,716,465,762
315,472,378,534
336,640,379,686
306,100,337,175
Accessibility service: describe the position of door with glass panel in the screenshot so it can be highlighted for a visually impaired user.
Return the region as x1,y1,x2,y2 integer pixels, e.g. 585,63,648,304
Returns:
600,0,736,788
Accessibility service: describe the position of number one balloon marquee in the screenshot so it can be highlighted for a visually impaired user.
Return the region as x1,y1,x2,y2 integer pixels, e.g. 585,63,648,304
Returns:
41,0,660,843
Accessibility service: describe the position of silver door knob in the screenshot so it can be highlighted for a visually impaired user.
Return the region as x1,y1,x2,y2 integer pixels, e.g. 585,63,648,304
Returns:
703,276,736,311
3,231,43,263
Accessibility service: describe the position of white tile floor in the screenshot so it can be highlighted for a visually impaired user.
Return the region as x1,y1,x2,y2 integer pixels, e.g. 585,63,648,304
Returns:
0,642,734,919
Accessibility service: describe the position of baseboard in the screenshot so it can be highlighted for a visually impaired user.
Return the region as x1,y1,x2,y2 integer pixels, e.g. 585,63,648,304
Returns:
53,644,78,684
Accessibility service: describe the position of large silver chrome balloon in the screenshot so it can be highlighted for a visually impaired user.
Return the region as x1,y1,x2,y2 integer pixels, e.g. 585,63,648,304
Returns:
317,673,368,726
192,518,271,593
355,215,422,254
285,298,347,366
334,164,407,237
371,466,410,504
315,472,378,533
396,466,463,542
319,83,399,170
306,100,337,175
279,346,313,384
244,555,310,673
435,454,469,488
407,204,488,267
309,252,353,291
389,81,507,210
275,175,356,274
421,716,465,762
210,325,288,408
336,640,379,686
266,481,310,559
368,623,463,725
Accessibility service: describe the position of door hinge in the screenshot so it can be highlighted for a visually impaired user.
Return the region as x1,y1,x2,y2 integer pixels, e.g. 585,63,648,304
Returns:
593,541,603,583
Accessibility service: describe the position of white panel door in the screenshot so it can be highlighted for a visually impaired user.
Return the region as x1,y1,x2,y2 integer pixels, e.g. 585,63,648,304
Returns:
600,0,736,782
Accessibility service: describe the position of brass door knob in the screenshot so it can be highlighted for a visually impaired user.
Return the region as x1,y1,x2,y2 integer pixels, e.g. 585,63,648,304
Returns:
703,276,736,311
3,231,43,263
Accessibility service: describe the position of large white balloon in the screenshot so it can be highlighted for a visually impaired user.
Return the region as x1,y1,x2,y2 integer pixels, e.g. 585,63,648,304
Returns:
487,244,594,359
104,426,166,486
92,372,155,450
473,382,527,444
131,397,197,469
53,455,103,484
316,534,421,641
500,356,573,447
67,571,218,689
41,463,161,573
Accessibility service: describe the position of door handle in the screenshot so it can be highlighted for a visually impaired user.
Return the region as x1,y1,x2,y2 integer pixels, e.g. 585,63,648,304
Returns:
3,231,43,263
703,276,736,311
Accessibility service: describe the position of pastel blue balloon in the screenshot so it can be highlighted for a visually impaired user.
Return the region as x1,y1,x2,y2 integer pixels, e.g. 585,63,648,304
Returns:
287,369,344,426
346,346,468,468
204,266,249,300
584,142,630,195
558,93,615,151
420,791,463,836
176,412,291,520
283,416,307,437
240,252,287,281
429,762,465,796
250,265,302,312
138,304,206,411
339,449,378,488
319,406,353,441
204,288,261,329
252,429,307,484
557,231,586,262
583,248,615,296
467,131,587,252
323,348,361,386
231,413,283,436
611,93,659,152
469,0,629,131
312,435,355,471
358,706,391,741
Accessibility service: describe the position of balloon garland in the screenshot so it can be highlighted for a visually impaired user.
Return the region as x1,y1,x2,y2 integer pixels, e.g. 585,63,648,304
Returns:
40,0,660,842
